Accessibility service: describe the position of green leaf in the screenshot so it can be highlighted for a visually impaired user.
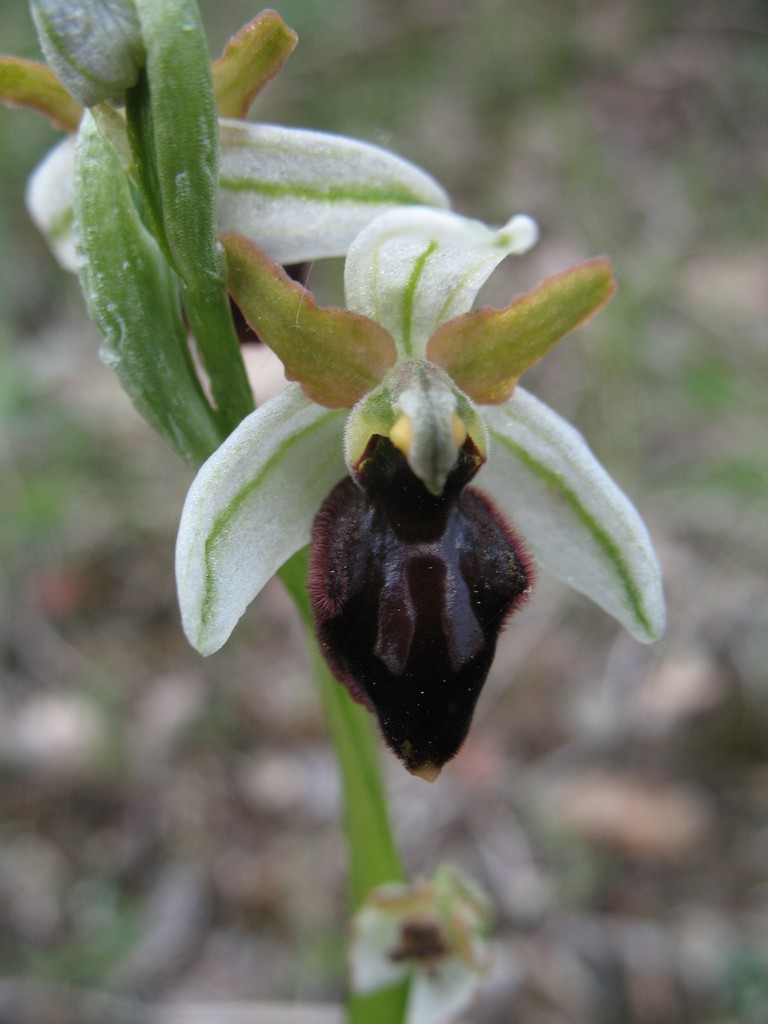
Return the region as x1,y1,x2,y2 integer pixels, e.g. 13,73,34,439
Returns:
344,207,538,360
481,388,666,643
223,232,396,408
218,120,450,264
428,257,616,403
74,114,222,466
0,56,82,131
127,0,253,434
175,385,347,655
212,10,297,118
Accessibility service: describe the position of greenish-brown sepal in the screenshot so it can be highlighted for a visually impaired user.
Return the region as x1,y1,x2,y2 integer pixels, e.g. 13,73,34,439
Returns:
212,10,297,118
0,56,82,131
428,257,615,404
223,231,397,409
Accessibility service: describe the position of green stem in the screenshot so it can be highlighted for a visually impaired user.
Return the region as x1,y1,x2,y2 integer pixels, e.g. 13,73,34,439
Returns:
279,549,410,1024
180,279,255,436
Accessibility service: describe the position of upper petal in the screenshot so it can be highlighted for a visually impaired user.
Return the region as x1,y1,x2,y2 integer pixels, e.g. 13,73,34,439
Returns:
217,120,450,264
480,389,666,642
344,207,538,359
176,384,347,655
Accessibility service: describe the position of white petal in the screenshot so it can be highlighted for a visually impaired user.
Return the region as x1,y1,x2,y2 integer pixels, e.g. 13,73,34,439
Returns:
25,137,78,272
349,903,409,994
217,120,450,264
407,955,483,1024
175,385,347,655
344,207,538,358
481,389,666,642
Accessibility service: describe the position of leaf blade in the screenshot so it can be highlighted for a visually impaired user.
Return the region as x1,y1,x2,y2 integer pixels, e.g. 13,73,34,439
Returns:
128,0,254,433
74,114,222,466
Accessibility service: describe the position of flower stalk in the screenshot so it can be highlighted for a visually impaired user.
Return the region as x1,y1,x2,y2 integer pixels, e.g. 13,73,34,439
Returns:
280,550,411,1024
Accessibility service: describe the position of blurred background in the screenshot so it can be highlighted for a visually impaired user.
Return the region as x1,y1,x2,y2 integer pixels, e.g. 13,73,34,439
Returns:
1,0,767,1021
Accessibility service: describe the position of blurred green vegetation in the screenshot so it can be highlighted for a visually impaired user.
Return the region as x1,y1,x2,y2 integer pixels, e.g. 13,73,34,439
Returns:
1,0,768,1020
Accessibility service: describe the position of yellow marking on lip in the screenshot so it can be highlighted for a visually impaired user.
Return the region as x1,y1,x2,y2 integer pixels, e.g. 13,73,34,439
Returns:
389,414,413,455
452,412,467,448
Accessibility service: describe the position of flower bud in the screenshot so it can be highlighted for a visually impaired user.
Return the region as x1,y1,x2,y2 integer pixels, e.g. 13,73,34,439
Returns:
350,864,492,1022
30,0,143,106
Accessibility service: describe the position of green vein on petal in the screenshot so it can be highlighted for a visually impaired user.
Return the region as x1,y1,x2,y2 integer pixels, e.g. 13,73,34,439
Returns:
176,386,347,655
220,177,435,206
400,242,438,357
201,412,340,630
344,208,539,359
217,121,450,264
491,429,653,637
481,390,665,643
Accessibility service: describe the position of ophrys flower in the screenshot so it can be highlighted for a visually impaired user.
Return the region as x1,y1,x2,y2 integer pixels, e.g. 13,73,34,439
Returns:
176,207,665,779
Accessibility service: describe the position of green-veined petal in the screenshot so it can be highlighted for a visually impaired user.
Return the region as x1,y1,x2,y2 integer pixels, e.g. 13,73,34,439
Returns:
344,207,538,359
26,136,77,272
176,385,347,655
480,388,665,642
217,121,450,264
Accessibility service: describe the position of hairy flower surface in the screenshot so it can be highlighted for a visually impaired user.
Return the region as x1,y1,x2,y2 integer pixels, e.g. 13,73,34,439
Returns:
176,206,666,778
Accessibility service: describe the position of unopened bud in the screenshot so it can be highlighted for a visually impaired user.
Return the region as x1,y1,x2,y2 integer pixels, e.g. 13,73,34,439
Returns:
31,0,144,106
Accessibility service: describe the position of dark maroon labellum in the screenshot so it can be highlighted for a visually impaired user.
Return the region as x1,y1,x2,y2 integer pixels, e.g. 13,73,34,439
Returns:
309,434,533,779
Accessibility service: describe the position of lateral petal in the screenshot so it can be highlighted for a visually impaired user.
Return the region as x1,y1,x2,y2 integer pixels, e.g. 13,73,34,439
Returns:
176,385,347,655
481,389,666,642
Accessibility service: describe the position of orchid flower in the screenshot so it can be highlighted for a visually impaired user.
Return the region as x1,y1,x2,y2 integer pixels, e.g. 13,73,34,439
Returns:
176,206,666,780
349,864,492,1024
